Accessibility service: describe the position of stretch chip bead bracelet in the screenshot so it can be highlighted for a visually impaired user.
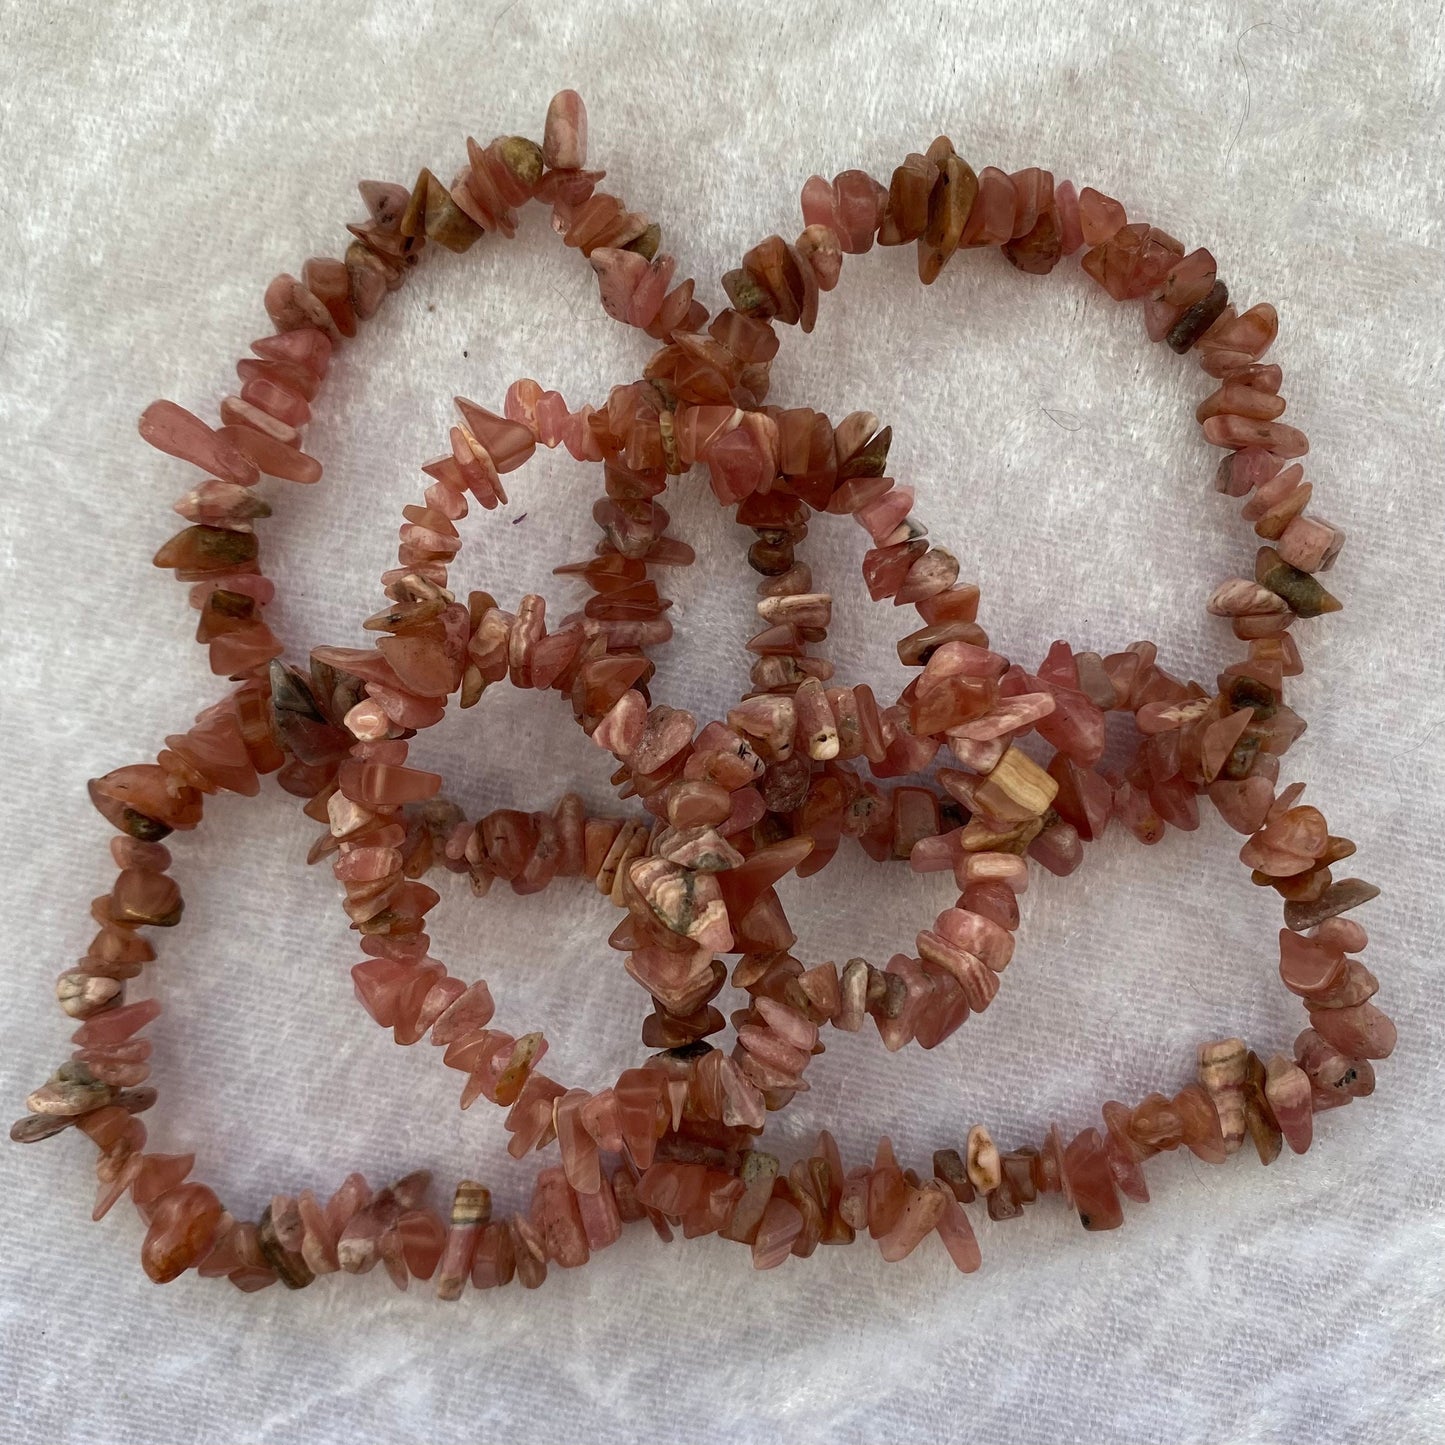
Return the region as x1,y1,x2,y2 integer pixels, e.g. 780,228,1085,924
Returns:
13,93,1390,1295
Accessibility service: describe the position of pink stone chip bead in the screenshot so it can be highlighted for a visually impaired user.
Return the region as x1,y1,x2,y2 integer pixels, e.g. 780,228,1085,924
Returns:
543,90,587,170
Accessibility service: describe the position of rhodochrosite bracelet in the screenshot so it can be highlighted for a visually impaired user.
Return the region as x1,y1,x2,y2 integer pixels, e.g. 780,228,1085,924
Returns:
14,92,1391,1295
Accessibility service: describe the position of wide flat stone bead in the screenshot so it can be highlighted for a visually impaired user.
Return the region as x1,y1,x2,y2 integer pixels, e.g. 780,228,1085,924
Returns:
1283,878,1380,931
174,480,271,534
919,150,976,284
932,1147,974,1205
1054,179,1083,254
345,241,391,317
1028,821,1083,876
1166,281,1229,352
828,169,889,254
542,89,588,170
531,1167,590,1268
509,1215,547,1289
252,327,332,377
110,867,183,925
1126,1093,1183,1152
26,1059,114,1116
1264,1055,1314,1153
1002,199,1062,274
454,397,536,472
1062,1128,1123,1230
139,401,259,487
935,1190,982,1271
751,1196,803,1269
1241,1051,1283,1165
1278,928,1349,998
1202,415,1309,458
470,1222,516,1288
1215,446,1283,497
960,879,1019,932
1241,805,1328,876
1308,1001,1397,1060
152,524,259,578
240,374,310,427
258,1201,316,1289
263,273,340,342
141,1182,223,1283
1199,303,1278,372
1197,1038,1248,1153
960,166,1016,247
1256,546,1342,618
218,423,321,484
878,1183,947,1261
56,970,122,1019
89,765,202,839
1076,186,1126,245
1080,223,1183,300
1101,1103,1150,1200
1277,514,1345,573
879,151,938,245
1174,1083,1228,1163
934,907,1013,971
1197,380,1286,423
573,1172,621,1253
972,746,1057,822
1296,1028,1375,1103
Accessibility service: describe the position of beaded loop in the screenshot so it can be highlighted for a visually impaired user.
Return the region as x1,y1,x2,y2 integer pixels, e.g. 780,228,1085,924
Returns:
14,92,1388,1293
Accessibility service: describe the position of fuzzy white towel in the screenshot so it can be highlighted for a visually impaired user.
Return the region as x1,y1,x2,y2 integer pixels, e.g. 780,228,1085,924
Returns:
1,1,1441,1441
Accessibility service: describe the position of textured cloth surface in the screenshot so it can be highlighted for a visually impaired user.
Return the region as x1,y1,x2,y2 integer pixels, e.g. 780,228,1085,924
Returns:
1,2,1443,1442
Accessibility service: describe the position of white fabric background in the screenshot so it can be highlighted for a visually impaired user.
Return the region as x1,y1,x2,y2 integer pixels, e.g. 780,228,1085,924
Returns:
1,1,1442,1441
